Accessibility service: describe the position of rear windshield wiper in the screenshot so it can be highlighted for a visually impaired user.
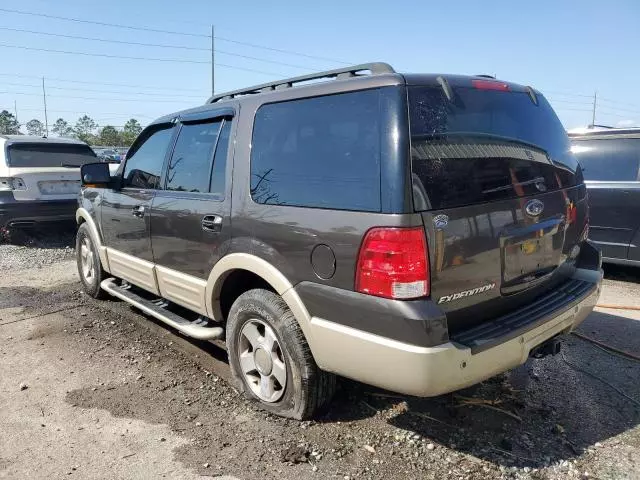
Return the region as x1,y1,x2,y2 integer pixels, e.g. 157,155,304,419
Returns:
482,176,546,194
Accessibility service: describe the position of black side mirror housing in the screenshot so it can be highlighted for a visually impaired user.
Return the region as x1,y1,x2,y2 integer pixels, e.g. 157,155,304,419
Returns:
81,162,112,186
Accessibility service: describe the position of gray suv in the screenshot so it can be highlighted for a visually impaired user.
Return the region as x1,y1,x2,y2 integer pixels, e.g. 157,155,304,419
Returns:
569,128,640,265
76,63,603,419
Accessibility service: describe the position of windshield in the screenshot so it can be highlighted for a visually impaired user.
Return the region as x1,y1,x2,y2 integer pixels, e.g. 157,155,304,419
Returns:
6,143,97,168
409,86,581,210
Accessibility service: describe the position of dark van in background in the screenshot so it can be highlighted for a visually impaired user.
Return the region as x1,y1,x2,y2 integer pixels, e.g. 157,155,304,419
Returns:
569,128,640,265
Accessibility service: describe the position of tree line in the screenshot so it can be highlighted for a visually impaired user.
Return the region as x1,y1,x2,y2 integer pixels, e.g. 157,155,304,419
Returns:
0,110,143,147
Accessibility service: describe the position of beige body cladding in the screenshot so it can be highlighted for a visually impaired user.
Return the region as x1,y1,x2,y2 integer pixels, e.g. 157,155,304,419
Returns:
76,208,602,397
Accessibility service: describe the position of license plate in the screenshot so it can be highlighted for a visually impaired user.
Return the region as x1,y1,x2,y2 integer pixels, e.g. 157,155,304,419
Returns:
38,180,81,195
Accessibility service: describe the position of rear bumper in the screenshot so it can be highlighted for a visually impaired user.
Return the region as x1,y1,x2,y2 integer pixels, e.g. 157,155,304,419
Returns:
306,263,602,397
0,192,77,228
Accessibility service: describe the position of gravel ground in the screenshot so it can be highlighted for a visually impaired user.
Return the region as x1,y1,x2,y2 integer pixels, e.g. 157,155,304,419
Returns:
1,230,639,480
0,224,76,270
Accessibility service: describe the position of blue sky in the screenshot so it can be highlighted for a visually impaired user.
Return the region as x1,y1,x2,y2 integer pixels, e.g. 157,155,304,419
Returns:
1,0,639,131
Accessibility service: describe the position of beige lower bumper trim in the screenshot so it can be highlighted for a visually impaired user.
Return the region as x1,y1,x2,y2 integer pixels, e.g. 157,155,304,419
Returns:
309,274,601,397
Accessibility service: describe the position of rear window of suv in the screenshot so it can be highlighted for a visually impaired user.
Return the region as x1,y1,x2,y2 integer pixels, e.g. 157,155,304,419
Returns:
409,86,580,211
6,143,97,168
250,89,381,211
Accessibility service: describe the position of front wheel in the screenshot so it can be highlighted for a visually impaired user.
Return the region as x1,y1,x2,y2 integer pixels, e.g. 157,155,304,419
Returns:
76,223,107,299
226,288,336,419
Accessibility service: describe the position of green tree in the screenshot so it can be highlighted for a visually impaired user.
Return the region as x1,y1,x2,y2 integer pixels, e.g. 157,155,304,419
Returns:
122,118,143,146
25,119,45,137
52,118,73,137
98,125,121,146
74,115,98,144
0,110,20,135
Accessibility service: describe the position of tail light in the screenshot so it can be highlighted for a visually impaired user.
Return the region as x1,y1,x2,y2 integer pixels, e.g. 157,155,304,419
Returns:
356,227,430,300
0,177,27,191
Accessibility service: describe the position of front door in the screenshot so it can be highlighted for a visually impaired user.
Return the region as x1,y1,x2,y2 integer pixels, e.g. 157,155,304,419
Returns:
101,123,176,292
150,114,234,314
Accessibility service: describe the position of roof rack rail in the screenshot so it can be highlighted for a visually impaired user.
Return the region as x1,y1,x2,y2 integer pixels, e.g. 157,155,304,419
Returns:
206,62,395,104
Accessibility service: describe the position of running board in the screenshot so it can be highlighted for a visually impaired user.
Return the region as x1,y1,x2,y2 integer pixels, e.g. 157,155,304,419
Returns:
100,278,224,341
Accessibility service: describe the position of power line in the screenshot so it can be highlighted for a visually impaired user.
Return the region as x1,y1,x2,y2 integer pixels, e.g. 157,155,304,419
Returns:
0,72,203,93
0,42,207,64
12,107,155,118
0,25,210,51
0,26,320,70
0,7,210,38
552,106,593,112
214,36,352,65
0,43,281,75
547,98,593,106
598,97,640,112
0,90,195,103
1,81,204,99
0,7,351,65
543,89,593,99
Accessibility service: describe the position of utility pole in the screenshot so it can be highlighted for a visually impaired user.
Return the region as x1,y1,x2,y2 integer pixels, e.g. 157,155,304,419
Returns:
211,24,215,96
591,91,597,126
13,100,18,123
42,77,49,137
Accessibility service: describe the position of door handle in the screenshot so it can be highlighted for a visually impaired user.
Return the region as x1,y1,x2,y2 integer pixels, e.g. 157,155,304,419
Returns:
132,205,146,218
202,215,223,232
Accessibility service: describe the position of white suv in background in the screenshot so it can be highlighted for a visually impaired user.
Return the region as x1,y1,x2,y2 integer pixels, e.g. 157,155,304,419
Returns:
0,135,97,230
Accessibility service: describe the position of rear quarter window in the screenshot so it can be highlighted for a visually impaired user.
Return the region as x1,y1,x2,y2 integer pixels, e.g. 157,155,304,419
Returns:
571,137,640,181
250,89,382,212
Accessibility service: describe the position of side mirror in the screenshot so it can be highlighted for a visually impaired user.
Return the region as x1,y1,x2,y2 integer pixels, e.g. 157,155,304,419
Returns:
81,162,111,186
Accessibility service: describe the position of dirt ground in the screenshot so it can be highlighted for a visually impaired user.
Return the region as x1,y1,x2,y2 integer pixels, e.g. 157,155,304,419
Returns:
1,228,639,480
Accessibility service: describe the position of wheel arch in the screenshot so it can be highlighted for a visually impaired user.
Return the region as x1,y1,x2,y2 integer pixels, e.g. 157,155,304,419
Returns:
206,253,317,351
76,208,110,271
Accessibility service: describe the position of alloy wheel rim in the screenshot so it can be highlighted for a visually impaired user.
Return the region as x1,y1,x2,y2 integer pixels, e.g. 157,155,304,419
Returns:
238,319,287,402
80,237,95,283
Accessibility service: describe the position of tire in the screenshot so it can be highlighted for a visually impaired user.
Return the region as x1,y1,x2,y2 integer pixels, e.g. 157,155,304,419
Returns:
76,223,107,299
226,288,336,420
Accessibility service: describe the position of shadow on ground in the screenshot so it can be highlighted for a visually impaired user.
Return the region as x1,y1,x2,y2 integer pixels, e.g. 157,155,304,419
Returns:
603,263,640,283
321,309,640,468
126,297,640,469
0,221,76,248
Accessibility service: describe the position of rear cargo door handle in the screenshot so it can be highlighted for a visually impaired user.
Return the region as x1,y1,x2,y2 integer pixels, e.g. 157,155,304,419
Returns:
132,205,145,218
202,215,223,232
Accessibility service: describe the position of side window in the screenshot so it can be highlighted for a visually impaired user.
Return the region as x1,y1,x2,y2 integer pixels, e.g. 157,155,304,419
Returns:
250,89,381,211
210,120,231,198
166,120,222,193
572,138,640,181
123,126,174,189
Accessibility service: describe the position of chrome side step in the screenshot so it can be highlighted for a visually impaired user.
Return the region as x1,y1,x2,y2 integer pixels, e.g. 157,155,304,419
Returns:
100,278,223,341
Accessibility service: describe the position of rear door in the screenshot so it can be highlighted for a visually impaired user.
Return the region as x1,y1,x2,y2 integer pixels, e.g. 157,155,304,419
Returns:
150,112,233,313
408,81,587,334
101,123,176,292
570,136,640,261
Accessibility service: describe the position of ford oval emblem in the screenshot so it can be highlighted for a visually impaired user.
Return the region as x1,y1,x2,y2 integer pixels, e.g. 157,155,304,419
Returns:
433,214,449,229
525,199,544,217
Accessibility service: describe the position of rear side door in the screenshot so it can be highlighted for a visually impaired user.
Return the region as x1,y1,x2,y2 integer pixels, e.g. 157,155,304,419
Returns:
572,136,640,261
150,112,234,313
101,123,176,292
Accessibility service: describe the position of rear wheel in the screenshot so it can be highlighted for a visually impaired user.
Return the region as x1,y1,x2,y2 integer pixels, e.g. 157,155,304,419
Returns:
226,288,336,419
76,223,106,299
